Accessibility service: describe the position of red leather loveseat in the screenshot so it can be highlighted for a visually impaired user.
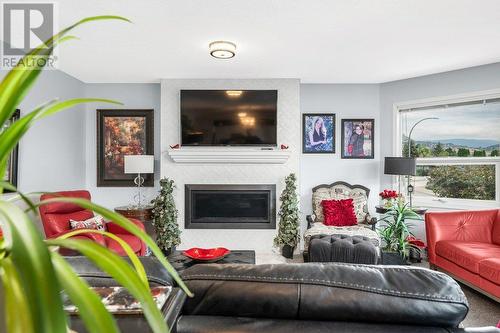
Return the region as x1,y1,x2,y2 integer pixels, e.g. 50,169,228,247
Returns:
39,190,147,256
426,209,500,301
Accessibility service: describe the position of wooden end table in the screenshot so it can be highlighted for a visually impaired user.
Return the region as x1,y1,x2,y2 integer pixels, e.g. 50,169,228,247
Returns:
114,205,155,239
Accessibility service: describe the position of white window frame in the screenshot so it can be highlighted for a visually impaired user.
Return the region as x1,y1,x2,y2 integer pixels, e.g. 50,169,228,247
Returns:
393,89,500,210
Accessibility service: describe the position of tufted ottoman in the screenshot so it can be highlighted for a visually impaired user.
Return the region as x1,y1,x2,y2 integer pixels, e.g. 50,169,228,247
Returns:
308,234,379,264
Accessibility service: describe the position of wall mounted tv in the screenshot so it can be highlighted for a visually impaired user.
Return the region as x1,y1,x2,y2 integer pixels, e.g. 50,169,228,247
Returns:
180,90,278,146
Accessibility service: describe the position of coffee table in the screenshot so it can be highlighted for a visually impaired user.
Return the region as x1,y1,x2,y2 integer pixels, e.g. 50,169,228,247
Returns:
168,250,255,272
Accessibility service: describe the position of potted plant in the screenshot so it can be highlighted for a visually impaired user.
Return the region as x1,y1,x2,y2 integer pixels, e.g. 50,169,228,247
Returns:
0,17,191,333
377,199,422,264
151,178,181,256
274,173,300,259
407,235,426,263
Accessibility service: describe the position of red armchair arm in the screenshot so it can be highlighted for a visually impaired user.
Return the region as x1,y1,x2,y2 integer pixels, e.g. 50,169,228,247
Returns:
107,218,147,256
106,218,145,235
425,210,497,264
48,229,107,247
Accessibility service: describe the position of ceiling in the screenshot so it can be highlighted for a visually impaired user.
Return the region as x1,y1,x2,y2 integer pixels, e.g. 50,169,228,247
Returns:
48,0,500,83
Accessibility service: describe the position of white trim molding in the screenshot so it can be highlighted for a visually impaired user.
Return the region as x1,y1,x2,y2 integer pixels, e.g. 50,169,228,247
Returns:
167,148,291,164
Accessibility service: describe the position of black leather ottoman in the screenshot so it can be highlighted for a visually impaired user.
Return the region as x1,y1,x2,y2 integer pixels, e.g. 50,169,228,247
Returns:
308,234,378,264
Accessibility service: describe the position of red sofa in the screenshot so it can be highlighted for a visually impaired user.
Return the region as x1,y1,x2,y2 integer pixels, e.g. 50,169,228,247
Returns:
39,190,147,256
426,209,500,301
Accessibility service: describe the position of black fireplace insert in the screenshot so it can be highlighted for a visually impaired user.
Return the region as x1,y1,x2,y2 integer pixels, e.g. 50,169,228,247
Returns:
185,184,276,229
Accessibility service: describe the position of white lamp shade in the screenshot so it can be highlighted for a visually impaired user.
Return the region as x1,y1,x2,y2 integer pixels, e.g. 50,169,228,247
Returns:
124,155,154,174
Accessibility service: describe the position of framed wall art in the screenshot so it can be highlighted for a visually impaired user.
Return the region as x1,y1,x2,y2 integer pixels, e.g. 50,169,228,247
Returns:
302,113,335,154
3,109,20,192
97,109,154,187
341,119,374,159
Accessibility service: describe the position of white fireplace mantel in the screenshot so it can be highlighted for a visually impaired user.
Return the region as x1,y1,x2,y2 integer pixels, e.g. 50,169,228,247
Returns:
167,147,291,164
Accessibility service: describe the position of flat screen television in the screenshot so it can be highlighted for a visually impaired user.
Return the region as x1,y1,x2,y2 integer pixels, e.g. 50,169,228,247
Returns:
180,90,278,146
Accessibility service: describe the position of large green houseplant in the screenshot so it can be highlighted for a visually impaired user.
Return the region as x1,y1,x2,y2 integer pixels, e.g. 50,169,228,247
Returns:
273,173,300,259
377,199,422,261
0,16,191,333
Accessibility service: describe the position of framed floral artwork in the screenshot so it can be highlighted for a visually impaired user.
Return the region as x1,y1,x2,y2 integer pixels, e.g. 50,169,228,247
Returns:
3,109,20,192
302,113,335,154
97,109,154,187
341,119,374,159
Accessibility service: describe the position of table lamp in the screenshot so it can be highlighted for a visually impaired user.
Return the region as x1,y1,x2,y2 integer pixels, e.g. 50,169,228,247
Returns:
124,155,154,208
384,157,416,206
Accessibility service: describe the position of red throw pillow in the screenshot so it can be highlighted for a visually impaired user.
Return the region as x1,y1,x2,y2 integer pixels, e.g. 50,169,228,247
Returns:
321,199,357,226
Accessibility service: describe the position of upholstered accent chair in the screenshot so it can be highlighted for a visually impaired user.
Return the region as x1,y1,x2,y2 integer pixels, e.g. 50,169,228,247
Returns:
303,181,380,261
39,190,147,256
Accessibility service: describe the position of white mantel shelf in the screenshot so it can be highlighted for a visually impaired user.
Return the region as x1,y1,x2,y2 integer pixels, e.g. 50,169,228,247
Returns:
167,148,291,164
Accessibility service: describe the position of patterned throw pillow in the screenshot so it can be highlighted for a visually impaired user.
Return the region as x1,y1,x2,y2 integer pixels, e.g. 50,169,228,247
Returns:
69,215,105,231
321,199,357,226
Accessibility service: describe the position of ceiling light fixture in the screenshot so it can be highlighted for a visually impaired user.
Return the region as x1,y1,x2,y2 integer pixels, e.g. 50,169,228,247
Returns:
209,41,236,59
226,90,242,97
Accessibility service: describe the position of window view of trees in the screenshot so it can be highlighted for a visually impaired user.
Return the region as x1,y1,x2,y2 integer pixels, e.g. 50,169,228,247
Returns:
403,137,497,201
402,137,499,158
415,165,495,200
400,100,499,203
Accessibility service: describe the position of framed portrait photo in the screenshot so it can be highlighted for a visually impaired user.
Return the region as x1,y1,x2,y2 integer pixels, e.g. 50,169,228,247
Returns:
3,109,20,192
97,109,154,187
341,119,374,159
302,113,335,154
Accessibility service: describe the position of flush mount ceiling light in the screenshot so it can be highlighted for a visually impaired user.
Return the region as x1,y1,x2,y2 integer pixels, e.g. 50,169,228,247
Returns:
209,41,236,59
226,90,242,97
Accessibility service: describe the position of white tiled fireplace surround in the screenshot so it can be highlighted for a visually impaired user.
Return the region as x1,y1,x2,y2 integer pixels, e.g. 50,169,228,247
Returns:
161,79,300,253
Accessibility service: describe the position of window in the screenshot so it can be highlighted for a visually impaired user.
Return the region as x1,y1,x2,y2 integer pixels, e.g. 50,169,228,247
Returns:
395,91,500,209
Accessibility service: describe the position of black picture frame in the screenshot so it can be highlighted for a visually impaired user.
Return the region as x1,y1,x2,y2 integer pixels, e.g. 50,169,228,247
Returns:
302,113,336,154
341,119,375,159
97,109,154,187
3,109,20,192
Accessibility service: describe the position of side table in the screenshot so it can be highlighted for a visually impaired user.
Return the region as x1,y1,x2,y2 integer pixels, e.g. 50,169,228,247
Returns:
67,286,186,333
375,205,428,215
114,205,155,240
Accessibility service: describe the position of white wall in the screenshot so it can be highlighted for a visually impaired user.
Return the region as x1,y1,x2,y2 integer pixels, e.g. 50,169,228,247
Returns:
161,79,300,253
300,84,381,224
0,70,86,193
83,83,161,208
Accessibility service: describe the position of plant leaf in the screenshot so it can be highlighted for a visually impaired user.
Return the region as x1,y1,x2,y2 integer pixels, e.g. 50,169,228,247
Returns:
0,201,67,332
37,197,192,297
0,98,121,167
36,98,122,121
0,15,130,128
46,238,168,333
0,181,38,214
0,257,34,333
50,252,120,333
58,229,148,287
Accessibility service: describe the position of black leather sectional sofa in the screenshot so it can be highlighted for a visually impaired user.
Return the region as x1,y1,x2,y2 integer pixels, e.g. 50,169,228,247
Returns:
67,257,500,333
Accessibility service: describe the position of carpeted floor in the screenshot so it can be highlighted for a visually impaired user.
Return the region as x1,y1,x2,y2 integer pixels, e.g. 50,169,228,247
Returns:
460,283,500,328
256,252,500,328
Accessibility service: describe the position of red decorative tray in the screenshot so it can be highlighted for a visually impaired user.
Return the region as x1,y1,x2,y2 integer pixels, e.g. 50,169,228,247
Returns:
182,247,231,262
